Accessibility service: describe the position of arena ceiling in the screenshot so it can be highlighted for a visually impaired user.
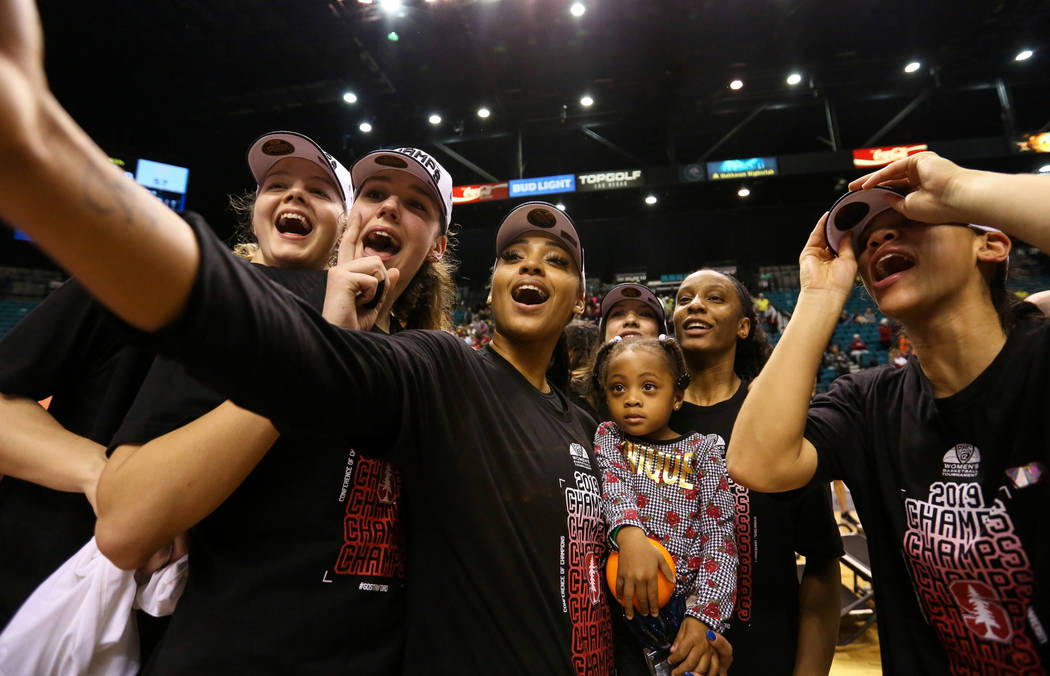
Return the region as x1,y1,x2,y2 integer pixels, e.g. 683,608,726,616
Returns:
12,0,1050,286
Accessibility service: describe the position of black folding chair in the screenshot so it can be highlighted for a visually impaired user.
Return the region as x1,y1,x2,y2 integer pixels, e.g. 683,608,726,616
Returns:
837,532,876,645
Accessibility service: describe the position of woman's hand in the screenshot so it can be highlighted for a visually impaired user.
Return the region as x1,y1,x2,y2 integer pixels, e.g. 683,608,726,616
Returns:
848,151,974,226
134,533,189,585
615,526,675,620
323,211,400,331
798,212,857,300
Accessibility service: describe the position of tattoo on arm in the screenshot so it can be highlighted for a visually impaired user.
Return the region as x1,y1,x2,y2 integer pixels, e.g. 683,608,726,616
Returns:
80,157,159,229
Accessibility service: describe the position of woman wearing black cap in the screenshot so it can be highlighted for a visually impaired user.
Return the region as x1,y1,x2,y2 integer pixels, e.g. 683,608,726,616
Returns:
667,269,843,676
727,152,1050,674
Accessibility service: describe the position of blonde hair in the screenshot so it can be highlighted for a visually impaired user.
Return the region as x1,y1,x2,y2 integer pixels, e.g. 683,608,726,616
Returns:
228,191,458,331
228,191,344,267
392,249,458,331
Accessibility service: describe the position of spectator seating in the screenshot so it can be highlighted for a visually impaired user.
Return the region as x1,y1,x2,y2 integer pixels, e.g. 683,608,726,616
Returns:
0,300,38,339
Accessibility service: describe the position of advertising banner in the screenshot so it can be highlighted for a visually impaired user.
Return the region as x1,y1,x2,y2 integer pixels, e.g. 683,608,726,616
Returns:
452,182,509,204
576,169,643,192
706,157,777,180
508,174,576,197
852,144,928,168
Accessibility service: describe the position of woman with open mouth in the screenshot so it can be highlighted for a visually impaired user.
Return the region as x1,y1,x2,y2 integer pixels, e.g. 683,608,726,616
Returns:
81,130,458,672
726,151,1050,675
668,269,844,676
0,13,695,670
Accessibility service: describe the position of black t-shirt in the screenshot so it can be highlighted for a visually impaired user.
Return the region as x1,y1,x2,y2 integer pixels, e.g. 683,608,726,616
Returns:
0,278,153,627
806,319,1050,675
670,380,843,676
109,263,414,674
126,214,616,674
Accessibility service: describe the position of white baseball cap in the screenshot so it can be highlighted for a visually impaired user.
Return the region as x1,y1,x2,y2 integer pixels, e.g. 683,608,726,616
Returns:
495,201,585,282
350,147,454,233
826,187,1002,255
247,131,352,212
599,283,668,334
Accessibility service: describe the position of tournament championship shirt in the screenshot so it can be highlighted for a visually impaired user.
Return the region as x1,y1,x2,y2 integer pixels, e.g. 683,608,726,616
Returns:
130,214,615,674
595,422,737,630
108,261,410,674
671,381,843,676
807,320,1050,675
0,278,153,628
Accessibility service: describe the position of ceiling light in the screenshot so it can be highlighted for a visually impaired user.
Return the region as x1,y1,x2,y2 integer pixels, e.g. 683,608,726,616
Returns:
570,2,586,17
729,79,744,90
428,113,442,125
904,61,921,73
1039,164,1050,174
357,0,373,4
477,107,491,119
556,203,566,211
1015,49,1034,62
786,72,802,86
644,194,658,206
359,122,373,133
737,186,751,198
580,95,594,107
387,31,399,42
342,91,358,104
379,0,401,13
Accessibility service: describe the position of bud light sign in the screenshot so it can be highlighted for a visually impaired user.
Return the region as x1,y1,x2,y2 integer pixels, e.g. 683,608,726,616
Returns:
508,174,576,197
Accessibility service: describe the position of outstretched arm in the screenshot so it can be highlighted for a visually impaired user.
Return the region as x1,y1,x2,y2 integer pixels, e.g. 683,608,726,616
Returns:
851,152,1050,253
95,402,279,570
0,0,198,331
725,215,855,491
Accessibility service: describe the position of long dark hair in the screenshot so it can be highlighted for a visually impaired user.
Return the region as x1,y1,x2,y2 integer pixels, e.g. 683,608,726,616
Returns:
987,261,1043,332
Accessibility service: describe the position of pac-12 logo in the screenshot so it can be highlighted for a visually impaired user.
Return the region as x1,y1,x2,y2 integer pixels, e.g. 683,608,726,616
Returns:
569,442,592,470
942,443,981,479
949,580,1013,643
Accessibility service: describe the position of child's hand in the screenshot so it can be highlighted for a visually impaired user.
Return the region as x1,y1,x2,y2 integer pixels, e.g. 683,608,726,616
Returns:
668,617,715,676
615,526,675,619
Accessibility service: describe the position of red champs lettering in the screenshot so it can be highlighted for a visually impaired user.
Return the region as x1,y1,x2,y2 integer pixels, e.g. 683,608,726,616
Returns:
564,471,614,675
334,457,406,579
903,481,1039,674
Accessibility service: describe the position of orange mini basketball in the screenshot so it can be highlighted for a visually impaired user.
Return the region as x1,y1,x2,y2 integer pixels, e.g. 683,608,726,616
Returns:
606,537,676,610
